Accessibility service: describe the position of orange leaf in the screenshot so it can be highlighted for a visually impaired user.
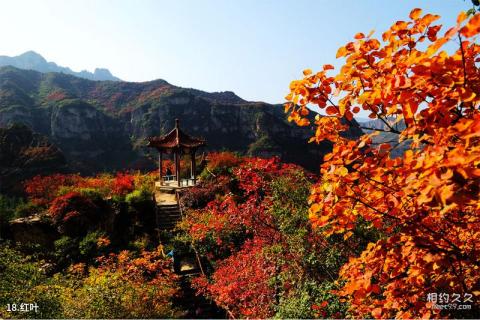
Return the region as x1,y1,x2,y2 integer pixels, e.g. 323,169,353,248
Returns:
303,68,312,76
336,46,347,58
457,11,468,24
409,8,422,20
371,307,383,318
326,106,337,115
354,32,365,39
345,110,354,121
460,14,480,37
323,64,334,71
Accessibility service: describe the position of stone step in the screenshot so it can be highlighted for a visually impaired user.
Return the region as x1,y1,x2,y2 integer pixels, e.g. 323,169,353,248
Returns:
158,204,179,208
159,219,181,224
158,224,179,230
158,212,181,217
155,189,182,231
158,215,181,219
159,214,181,219
158,208,180,212
158,209,180,214
157,211,182,217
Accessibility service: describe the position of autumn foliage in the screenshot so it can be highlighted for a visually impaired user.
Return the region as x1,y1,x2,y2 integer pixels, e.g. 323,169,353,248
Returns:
285,9,480,318
24,171,153,206
179,157,354,318
58,248,178,318
206,151,242,172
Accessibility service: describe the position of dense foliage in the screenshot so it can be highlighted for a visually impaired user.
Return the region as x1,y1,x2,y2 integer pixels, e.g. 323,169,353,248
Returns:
285,8,480,318
2,6,479,320
0,244,179,319
0,170,182,318
178,156,375,318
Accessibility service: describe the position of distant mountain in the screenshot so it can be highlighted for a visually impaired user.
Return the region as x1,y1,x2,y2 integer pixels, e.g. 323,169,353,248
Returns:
358,117,410,158
0,51,120,81
0,66,363,173
358,117,406,132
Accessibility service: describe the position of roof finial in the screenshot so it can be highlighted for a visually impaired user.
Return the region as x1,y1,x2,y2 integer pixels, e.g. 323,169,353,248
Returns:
175,118,179,129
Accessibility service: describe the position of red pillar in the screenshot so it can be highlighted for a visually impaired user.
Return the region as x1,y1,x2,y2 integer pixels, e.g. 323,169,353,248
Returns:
159,151,163,185
175,150,181,187
191,151,196,185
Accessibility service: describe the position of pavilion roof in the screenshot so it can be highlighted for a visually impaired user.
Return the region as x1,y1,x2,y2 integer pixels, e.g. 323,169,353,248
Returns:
147,119,206,150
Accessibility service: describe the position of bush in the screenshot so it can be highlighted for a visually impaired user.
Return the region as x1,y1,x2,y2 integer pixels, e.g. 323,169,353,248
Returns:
111,173,135,196
48,192,104,236
24,174,81,206
0,244,63,319
54,236,80,266
0,194,22,223
179,175,232,209
276,280,347,319
14,201,42,218
125,189,152,206
79,231,108,259
60,249,181,318
206,152,242,175
133,171,157,194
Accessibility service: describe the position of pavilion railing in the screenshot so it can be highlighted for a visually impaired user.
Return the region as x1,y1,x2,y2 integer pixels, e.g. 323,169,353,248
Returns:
160,176,197,187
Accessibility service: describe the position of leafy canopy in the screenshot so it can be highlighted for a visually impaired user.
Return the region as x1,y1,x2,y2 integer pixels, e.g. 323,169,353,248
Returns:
285,8,480,319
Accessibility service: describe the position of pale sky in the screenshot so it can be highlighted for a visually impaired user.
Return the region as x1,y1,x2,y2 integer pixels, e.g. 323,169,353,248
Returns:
0,0,473,104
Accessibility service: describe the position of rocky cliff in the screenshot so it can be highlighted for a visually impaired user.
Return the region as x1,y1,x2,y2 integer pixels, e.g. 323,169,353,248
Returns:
0,124,67,193
0,66,363,173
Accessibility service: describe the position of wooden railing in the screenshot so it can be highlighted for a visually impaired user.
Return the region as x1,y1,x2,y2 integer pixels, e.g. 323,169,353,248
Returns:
160,177,197,187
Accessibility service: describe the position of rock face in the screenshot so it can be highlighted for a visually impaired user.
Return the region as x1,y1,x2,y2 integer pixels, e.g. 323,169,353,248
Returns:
0,66,363,173
0,124,67,193
9,215,59,250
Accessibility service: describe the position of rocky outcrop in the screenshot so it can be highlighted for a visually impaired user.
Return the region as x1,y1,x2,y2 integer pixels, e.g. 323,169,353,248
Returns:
9,215,59,250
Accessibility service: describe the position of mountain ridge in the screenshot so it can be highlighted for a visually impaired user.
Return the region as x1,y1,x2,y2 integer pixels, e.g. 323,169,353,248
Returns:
0,66,363,173
0,51,121,81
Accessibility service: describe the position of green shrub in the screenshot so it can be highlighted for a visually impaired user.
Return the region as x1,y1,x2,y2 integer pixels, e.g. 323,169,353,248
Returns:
57,186,104,200
14,201,42,218
54,236,80,266
79,231,105,259
0,194,23,222
276,280,347,319
125,189,151,205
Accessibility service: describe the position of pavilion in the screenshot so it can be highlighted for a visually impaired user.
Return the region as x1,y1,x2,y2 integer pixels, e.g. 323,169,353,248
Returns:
147,119,206,187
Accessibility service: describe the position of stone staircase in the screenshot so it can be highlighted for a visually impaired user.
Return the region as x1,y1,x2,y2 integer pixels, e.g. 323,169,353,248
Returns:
153,183,225,317
156,203,182,230
154,184,182,231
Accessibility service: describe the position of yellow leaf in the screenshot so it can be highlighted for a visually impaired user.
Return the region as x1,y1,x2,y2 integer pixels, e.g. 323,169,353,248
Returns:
337,166,348,177
336,46,347,58
457,11,468,24
343,231,353,240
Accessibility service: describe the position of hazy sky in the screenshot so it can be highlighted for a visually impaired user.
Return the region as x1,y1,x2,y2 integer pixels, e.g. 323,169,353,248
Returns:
0,0,473,104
